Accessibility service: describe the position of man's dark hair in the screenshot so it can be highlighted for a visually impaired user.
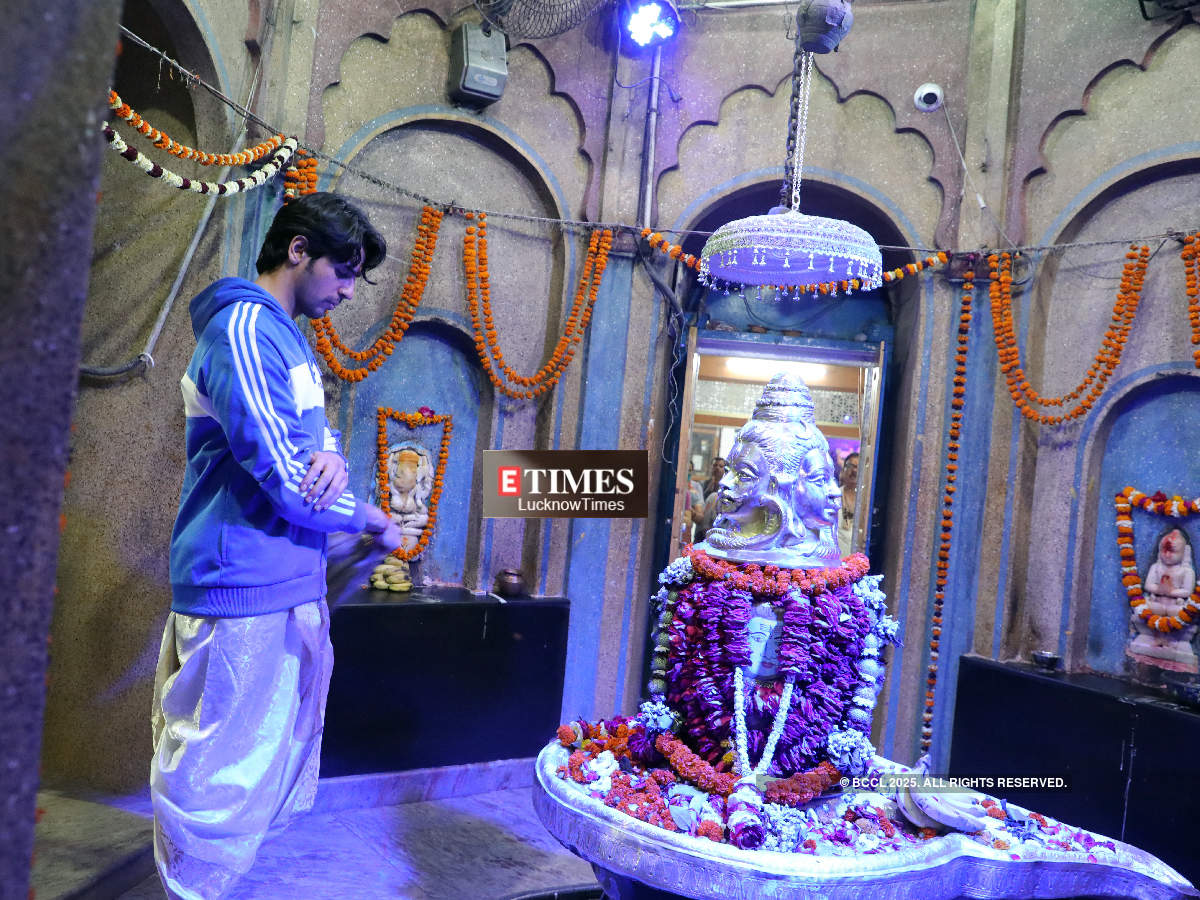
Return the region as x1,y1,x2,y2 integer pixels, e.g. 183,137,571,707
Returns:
256,192,386,282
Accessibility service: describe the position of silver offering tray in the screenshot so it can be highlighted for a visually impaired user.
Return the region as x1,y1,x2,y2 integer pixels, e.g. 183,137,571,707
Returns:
533,742,1197,900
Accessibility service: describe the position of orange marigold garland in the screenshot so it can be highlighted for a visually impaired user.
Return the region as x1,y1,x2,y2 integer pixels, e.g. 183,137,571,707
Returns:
880,253,950,285
312,206,444,382
685,545,870,597
654,733,739,797
375,407,452,561
639,227,948,297
283,149,319,203
108,89,285,166
1115,486,1200,633
1183,232,1200,368
641,228,702,271
989,246,1148,425
465,213,612,400
922,269,974,754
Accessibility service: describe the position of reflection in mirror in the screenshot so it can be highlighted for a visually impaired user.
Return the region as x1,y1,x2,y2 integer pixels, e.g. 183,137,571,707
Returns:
672,333,884,567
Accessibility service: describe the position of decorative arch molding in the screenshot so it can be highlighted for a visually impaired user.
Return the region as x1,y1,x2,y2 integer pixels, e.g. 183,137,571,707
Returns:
1048,154,1200,247
320,106,573,232
1028,153,1200,303
318,109,580,457
661,71,941,250
1007,9,1197,240
661,71,941,224
306,6,596,216
307,3,449,149
653,1,968,245
501,40,597,220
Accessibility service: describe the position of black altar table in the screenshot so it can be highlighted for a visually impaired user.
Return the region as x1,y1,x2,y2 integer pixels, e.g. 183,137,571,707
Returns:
321,586,569,776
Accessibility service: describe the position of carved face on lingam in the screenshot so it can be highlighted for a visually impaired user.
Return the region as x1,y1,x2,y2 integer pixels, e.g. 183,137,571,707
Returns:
699,373,842,568
745,603,783,679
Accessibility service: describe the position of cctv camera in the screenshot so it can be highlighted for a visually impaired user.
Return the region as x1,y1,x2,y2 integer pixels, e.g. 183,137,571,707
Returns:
914,83,943,112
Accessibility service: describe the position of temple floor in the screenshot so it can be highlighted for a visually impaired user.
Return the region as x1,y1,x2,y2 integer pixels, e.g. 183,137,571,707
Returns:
33,763,597,899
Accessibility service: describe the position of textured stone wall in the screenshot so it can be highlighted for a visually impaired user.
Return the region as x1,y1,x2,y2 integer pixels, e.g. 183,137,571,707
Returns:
927,6,1200,771
39,0,1200,801
0,0,124,893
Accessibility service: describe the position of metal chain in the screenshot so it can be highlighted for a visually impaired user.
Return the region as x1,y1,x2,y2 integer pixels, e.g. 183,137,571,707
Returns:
778,37,805,208
789,51,814,211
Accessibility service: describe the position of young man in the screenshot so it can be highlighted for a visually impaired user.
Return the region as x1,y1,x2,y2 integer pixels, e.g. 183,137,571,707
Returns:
151,193,402,898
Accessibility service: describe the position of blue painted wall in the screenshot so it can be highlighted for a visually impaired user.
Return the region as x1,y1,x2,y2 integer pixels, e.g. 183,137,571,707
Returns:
1087,376,1200,675
561,254,634,720
339,323,487,585
924,281,997,773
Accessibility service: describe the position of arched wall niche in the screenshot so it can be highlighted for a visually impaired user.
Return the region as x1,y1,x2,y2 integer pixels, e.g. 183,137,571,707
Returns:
86,0,229,364
1016,161,1200,671
337,317,496,589
319,113,583,592
1079,371,1200,677
667,172,930,761
1023,21,1200,244
321,114,570,373
118,0,231,144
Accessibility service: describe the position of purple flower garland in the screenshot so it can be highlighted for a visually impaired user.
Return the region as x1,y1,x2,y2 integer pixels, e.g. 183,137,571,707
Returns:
663,572,874,777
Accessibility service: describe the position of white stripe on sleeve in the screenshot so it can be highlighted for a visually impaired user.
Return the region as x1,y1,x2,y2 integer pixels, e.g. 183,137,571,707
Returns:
227,303,305,487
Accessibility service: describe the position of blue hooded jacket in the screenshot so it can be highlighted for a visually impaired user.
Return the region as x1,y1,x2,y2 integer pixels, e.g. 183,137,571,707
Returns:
170,277,368,616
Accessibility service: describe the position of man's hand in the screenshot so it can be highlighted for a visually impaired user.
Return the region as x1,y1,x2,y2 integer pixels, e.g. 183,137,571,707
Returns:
362,504,405,550
300,451,349,511
375,520,405,551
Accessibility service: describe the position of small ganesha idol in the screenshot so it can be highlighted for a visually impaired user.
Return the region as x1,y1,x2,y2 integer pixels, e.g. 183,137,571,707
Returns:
539,374,1196,900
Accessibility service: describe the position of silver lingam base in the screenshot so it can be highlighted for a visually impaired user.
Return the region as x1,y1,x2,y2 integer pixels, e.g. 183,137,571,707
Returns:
533,742,1196,900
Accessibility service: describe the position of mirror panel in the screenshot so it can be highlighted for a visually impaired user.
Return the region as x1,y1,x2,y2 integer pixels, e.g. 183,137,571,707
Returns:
671,330,885,564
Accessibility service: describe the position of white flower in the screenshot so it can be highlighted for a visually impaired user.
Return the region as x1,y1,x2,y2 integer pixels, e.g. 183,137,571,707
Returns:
637,698,678,733
659,556,693,586
827,728,874,775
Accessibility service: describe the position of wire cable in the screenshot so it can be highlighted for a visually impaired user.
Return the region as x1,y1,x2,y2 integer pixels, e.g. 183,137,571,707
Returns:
116,25,1200,257
941,102,1018,248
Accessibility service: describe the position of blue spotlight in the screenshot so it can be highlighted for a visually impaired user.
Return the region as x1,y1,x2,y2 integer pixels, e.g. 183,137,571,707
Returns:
624,0,679,48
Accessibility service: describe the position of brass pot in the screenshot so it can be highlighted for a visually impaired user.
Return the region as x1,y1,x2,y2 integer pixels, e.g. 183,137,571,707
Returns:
494,569,526,597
